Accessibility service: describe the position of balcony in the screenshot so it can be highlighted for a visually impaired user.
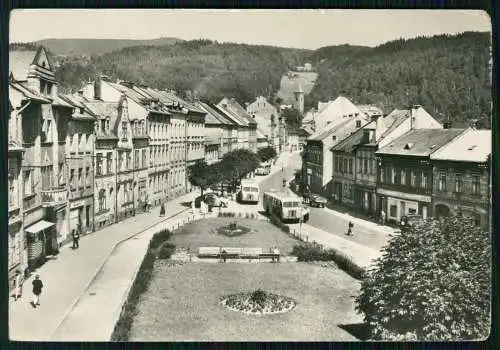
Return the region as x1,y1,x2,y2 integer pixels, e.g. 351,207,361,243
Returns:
41,188,68,207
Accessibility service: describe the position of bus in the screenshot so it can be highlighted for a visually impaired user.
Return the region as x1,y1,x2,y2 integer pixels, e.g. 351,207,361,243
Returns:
237,179,260,204
263,189,310,223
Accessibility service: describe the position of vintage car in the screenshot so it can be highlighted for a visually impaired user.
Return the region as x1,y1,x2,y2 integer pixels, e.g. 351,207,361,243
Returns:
308,194,328,208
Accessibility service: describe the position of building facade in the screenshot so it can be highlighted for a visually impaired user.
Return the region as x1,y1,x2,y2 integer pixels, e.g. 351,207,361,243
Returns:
375,129,465,223
430,129,491,230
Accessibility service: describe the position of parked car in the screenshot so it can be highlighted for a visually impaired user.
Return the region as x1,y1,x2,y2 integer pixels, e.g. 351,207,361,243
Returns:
400,214,423,229
308,194,328,208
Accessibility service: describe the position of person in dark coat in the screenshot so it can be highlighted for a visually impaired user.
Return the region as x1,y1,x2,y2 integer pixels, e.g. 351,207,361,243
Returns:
160,203,166,217
31,275,43,307
346,221,354,235
72,230,80,249
221,249,227,263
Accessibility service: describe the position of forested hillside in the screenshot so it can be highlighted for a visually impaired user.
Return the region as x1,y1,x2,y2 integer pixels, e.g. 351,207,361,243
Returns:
306,32,491,128
55,39,311,104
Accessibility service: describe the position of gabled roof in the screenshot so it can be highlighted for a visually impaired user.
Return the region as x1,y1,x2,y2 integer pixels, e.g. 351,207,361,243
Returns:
9,81,51,103
430,129,491,163
308,118,353,141
331,121,376,153
218,98,257,126
377,109,410,142
107,82,171,116
376,128,466,157
194,101,233,126
59,94,97,121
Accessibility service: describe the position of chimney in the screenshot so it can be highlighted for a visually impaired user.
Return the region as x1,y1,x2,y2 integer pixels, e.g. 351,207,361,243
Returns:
410,105,420,129
78,89,84,96
94,75,102,100
370,113,381,123
443,121,452,129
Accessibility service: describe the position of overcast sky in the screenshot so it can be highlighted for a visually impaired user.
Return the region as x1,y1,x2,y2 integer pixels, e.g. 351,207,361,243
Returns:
10,9,491,49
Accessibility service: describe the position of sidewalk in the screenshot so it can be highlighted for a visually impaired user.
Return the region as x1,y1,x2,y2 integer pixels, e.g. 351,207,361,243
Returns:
323,204,395,235
9,190,199,341
289,223,383,270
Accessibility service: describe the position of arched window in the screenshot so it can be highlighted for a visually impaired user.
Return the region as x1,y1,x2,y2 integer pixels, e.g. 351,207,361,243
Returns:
99,189,106,211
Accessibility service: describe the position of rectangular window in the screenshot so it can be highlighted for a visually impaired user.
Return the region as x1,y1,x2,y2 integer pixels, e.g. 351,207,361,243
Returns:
78,168,83,187
401,170,406,185
118,151,123,171
391,167,396,184
96,154,103,175
472,175,480,195
107,153,113,174
439,173,446,191
41,166,52,190
363,159,368,174
86,167,91,187
142,149,147,168
410,171,416,187
58,163,65,186
380,168,385,183
455,174,463,193
9,172,15,208
421,173,428,189
70,169,75,189
343,159,348,173
348,159,353,175
23,170,33,196
135,150,140,169
390,205,397,218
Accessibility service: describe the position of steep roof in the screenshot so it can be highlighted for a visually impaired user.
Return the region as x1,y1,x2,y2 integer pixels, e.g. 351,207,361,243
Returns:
9,81,51,103
376,128,466,157
430,129,491,163
107,82,171,116
218,98,257,126
194,101,233,126
59,94,97,121
331,121,376,153
9,50,38,81
308,118,353,141
377,109,410,142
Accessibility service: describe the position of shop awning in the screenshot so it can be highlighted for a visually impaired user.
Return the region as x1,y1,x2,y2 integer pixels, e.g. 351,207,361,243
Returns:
25,220,55,234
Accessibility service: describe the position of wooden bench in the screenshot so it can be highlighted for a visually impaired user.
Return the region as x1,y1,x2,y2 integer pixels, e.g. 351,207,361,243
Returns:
241,247,263,260
198,247,221,258
221,247,242,259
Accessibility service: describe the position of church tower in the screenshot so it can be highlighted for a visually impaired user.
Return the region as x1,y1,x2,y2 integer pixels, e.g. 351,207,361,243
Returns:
293,84,304,114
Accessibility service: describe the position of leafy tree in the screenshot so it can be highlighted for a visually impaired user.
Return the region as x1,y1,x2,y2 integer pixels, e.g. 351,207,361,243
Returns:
355,216,490,340
282,108,303,130
188,160,216,197
257,146,278,162
220,149,260,188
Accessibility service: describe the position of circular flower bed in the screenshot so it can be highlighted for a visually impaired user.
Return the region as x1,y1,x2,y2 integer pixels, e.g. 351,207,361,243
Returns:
216,221,252,237
220,289,297,315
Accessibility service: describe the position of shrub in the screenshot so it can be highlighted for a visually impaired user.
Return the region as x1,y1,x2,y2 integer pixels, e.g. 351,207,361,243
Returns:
355,216,491,340
228,221,238,230
245,212,250,218
157,242,176,260
149,229,172,249
218,212,223,217
250,289,267,306
281,223,290,233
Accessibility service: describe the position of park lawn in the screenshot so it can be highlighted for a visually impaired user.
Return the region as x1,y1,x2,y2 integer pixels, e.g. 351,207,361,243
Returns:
169,217,299,255
129,262,363,341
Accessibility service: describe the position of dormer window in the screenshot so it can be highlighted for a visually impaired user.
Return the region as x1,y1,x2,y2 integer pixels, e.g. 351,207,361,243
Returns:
332,135,337,141
80,107,84,114
404,143,414,150
468,145,477,151
356,120,361,128
122,121,128,136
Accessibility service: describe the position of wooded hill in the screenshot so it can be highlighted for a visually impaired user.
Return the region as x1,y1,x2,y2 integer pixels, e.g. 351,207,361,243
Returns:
53,39,311,105
14,32,491,128
306,32,491,128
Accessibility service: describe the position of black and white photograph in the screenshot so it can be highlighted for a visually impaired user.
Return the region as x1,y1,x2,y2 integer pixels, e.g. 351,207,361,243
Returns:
7,9,492,341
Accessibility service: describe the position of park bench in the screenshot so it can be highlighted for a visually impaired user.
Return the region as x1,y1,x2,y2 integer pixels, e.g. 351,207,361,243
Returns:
241,247,263,260
221,247,242,259
198,247,221,258
259,249,281,262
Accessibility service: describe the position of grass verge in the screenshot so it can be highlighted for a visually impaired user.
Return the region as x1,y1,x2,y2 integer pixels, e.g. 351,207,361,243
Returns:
110,229,175,341
291,242,367,280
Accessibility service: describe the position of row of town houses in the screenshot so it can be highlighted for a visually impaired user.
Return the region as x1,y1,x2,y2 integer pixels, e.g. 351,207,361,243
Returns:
7,46,291,280
301,96,491,231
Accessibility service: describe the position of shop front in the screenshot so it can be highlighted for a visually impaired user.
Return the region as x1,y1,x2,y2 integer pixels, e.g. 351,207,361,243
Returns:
25,220,56,270
69,196,94,235
377,188,431,224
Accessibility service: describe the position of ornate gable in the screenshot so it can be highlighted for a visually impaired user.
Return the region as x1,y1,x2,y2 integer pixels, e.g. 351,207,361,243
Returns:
116,94,133,149
33,47,54,72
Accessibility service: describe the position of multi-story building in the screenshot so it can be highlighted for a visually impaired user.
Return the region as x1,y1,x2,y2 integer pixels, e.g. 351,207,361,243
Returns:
375,128,466,223
195,100,236,158
217,97,257,152
311,96,368,132
256,129,269,150
330,106,443,216
246,96,280,150
83,100,119,228
57,94,96,238
303,113,371,196
430,128,491,230
9,46,64,270
8,84,28,282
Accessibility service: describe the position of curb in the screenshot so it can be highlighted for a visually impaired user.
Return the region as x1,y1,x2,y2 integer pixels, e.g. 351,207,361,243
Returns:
49,207,190,339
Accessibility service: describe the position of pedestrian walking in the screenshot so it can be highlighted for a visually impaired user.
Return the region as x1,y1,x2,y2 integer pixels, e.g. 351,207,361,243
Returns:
380,210,386,225
346,221,354,235
273,247,280,263
160,203,166,217
13,270,23,301
71,230,80,249
31,275,43,307
221,249,227,263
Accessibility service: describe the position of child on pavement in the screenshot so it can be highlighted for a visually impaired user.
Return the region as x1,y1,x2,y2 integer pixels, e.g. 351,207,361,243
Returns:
13,270,23,301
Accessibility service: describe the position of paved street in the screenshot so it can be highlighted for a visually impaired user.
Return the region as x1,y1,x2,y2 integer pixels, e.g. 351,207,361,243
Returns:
9,190,198,341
